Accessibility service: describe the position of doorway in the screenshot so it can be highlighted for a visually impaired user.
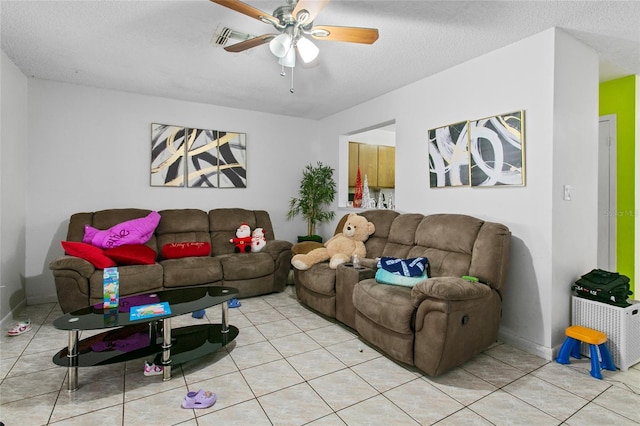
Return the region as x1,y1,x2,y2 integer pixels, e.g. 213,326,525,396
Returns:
597,115,616,271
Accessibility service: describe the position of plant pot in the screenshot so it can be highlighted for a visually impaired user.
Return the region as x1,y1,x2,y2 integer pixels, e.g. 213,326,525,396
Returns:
297,235,323,243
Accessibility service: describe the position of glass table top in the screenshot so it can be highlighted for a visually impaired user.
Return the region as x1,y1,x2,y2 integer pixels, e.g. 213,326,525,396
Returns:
53,286,238,331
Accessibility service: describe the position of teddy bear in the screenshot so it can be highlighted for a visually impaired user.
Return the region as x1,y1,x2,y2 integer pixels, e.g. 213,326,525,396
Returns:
229,222,252,253
251,227,267,252
291,213,375,270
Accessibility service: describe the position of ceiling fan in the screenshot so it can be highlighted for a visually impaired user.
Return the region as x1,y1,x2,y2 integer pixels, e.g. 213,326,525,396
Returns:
210,0,379,68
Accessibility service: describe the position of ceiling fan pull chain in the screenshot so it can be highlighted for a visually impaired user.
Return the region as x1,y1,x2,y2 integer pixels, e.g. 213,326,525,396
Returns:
290,67,294,93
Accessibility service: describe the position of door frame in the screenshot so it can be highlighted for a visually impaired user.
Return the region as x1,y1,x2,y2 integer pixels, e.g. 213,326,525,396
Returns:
598,114,617,271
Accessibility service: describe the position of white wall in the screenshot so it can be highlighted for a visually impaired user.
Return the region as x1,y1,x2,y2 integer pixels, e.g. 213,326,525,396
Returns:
549,30,599,348
1,51,29,323
25,80,318,304
322,28,599,358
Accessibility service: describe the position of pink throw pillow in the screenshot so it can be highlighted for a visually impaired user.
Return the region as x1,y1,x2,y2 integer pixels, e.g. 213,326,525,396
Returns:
83,211,161,249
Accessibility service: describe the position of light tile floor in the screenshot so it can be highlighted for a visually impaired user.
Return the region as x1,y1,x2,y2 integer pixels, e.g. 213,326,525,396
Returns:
1,285,639,425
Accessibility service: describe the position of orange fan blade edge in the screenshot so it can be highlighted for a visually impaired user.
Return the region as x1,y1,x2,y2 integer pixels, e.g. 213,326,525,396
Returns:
311,25,379,44
210,0,277,23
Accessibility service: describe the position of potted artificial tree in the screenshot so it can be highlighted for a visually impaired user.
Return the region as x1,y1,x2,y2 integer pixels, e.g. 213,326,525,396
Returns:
287,162,337,243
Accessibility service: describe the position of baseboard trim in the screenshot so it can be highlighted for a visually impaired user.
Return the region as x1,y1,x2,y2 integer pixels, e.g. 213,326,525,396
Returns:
498,328,562,361
0,298,28,331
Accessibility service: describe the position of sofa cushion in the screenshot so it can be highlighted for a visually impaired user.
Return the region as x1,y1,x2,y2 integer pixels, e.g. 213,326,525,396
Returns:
209,208,260,256
353,279,415,335
161,242,211,259
104,244,157,265
217,253,275,280
415,214,483,255
295,264,337,296
360,210,400,259
61,241,116,269
83,211,161,249
156,209,211,250
412,247,471,278
161,257,223,287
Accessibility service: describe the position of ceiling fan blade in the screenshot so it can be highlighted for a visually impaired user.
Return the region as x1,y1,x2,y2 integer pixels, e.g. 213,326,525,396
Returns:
224,34,276,52
293,0,330,24
209,0,277,24
310,25,379,44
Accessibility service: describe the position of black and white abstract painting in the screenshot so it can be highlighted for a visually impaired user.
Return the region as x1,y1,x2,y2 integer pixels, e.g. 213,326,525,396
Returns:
428,120,470,187
217,131,247,188
187,128,219,187
469,111,525,186
150,124,186,187
152,124,247,188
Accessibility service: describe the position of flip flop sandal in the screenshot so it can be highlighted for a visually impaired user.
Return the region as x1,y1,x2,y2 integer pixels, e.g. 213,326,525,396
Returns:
191,309,205,319
143,362,163,376
181,389,217,409
7,319,32,336
228,298,241,308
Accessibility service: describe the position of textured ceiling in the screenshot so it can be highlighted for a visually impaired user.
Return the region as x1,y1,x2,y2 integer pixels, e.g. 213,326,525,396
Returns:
2,1,639,120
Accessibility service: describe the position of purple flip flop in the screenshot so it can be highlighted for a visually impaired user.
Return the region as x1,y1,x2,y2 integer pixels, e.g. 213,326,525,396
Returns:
181,389,216,409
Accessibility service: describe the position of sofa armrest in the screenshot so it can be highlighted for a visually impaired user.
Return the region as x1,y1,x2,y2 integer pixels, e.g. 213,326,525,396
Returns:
49,255,95,278
411,276,492,307
291,241,323,255
262,239,293,260
359,257,378,269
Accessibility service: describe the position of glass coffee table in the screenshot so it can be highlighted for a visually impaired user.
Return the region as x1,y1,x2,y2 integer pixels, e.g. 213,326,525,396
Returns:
53,286,239,391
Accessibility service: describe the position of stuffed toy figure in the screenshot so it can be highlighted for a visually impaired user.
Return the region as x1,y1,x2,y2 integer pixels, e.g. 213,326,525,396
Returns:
230,223,252,253
251,227,267,252
291,213,375,270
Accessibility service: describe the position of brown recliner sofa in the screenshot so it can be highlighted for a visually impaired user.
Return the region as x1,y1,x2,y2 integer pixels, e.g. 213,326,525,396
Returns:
50,208,293,313
293,211,511,376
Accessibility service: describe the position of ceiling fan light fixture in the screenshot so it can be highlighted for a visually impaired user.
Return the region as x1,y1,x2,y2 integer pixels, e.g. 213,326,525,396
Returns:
269,33,292,58
296,36,319,63
278,47,296,68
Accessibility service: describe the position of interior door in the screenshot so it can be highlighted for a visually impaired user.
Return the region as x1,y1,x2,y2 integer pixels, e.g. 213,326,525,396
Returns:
597,115,616,271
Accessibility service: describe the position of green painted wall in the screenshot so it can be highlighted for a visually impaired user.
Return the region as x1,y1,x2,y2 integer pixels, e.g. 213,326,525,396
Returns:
599,76,636,297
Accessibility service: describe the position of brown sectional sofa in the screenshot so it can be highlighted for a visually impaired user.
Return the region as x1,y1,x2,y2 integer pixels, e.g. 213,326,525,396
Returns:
294,210,511,376
50,208,293,313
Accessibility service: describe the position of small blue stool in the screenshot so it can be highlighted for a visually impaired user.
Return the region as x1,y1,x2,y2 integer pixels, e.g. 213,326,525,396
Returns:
556,325,616,379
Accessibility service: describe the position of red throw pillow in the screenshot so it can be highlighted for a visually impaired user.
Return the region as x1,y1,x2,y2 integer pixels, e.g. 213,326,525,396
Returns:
161,242,211,259
104,244,157,265
61,241,116,269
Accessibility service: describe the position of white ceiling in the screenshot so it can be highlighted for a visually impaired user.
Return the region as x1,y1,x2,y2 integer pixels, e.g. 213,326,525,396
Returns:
2,1,639,120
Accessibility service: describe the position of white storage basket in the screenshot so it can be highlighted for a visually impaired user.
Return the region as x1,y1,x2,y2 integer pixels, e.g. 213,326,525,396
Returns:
571,296,640,371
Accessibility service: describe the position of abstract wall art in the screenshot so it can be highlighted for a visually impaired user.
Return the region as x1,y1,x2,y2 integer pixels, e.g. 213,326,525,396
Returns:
469,111,525,187
150,124,186,187
428,110,525,188
428,120,470,188
217,131,247,188
187,128,219,188
151,123,246,188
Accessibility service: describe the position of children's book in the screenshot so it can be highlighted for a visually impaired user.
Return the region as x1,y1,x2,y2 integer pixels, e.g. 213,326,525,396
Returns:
103,267,119,309
129,302,172,321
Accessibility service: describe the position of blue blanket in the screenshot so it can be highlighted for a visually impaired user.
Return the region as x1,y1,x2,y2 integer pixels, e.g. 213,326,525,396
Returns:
377,257,428,277
375,268,427,288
